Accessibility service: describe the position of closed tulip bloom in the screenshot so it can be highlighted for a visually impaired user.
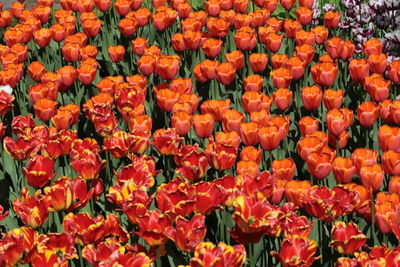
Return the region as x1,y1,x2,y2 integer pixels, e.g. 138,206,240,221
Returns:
199,59,219,80
249,53,268,73
378,125,400,152
330,221,366,254
234,26,257,51
368,53,387,74
332,157,356,184
286,56,306,80
307,151,332,180
299,116,319,136
138,55,156,76
324,11,341,28
217,62,236,85
285,180,312,207
357,101,379,128
234,0,249,13
108,45,125,63
280,0,295,10
270,67,292,89
182,30,202,50
295,30,315,46
239,122,259,146
271,54,289,69
363,38,382,57
236,160,259,177
349,58,369,85
28,61,46,82
272,158,296,181
58,65,77,91
364,74,390,102
82,19,102,37
33,99,58,121
388,60,400,84
379,99,393,124
206,141,237,170
200,99,230,122
155,88,180,112
240,146,262,164
171,33,186,52
233,13,252,29
299,0,314,8
250,109,271,126
323,89,344,110
265,32,284,52
351,148,379,173
297,136,324,161
391,100,400,126
296,7,313,25
326,108,350,136
259,125,281,151
62,42,80,62
341,40,355,61
311,25,328,45
243,74,264,92
172,112,192,136
155,55,180,80
222,109,244,133
205,0,220,16
119,17,138,36
193,113,214,138
381,150,400,176
201,38,223,58
389,176,400,196
23,154,56,188
311,62,338,87
77,63,97,85
95,0,111,12
80,45,98,60
331,129,350,149
301,85,322,110
295,44,315,65
225,50,245,70
273,88,292,111
215,131,241,149
326,37,343,60
283,19,302,38
33,28,52,48
131,37,148,56
359,163,384,192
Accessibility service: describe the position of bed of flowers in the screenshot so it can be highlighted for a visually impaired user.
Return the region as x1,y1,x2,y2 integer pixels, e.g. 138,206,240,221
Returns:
0,0,400,266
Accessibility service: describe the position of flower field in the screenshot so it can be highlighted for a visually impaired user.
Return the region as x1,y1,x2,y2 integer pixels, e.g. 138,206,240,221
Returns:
0,0,400,266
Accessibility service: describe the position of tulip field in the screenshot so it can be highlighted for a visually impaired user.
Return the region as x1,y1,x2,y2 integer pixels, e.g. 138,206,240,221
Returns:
1,0,400,266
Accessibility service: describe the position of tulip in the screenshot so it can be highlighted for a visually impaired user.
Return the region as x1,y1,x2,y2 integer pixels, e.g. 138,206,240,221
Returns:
249,53,268,73
155,55,180,80
271,54,289,69
222,109,244,133
182,30,202,50
311,25,328,45
272,158,296,181
225,50,245,70
389,176,400,196
364,74,390,102
296,7,313,25
242,91,263,113
270,67,292,88
286,56,306,80
175,145,209,180
215,131,241,149
201,38,223,58
301,85,322,110
172,112,192,136
326,37,343,60
307,151,332,180
359,163,384,192
378,125,400,152
200,99,230,122
363,38,383,57
272,88,292,111
239,122,259,146
297,136,324,161
23,155,56,188
243,74,264,92
381,150,400,176
153,128,181,155
324,10,341,28
330,221,366,254
234,26,257,51
332,157,356,184
216,62,236,85
33,28,52,48
189,242,246,267
284,180,312,207
388,60,400,84
349,58,369,85
265,32,284,52
323,89,344,110
258,125,281,151
368,53,387,74
271,235,319,267
357,101,379,128
299,116,319,136
283,19,302,38
311,62,338,87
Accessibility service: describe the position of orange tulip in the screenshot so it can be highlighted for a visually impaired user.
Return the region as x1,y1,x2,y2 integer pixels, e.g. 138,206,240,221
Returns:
239,122,259,146
77,63,97,85
359,163,384,192
243,74,264,92
295,44,315,65
295,30,315,46
323,89,344,110
225,50,245,70
183,30,202,50
341,40,355,61
368,53,387,74
215,131,241,149
311,62,338,87
205,0,220,16
299,116,319,136
283,19,302,38
258,125,281,151
272,88,292,111
155,55,180,80
285,180,312,207
271,54,289,69
297,136,324,161
234,26,257,51
363,38,382,57
217,62,236,85
250,109,271,127
33,99,58,122
307,151,332,180
200,99,230,122
389,176,400,196
119,17,138,36
28,61,46,82
332,157,356,184
172,112,192,136
233,13,252,29
95,0,111,12
301,85,322,110
363,74,390,102
272,158,296,181
296,7,313,25
201,38,223,58
324,11,340,28
265,32,284,52
382,150,400,176
388,60,400,84
311,25,328,45
82,19,102,37
326,37,343,59
249,53,268,73
33,28,52,48
349,58,369,85
357,101,379,128
222,109,244,133
108,45,126,63
378,125,400,152
193,113,214,138
57,65,77,91
234,0,249,13
351,148,379,173
270,67,292,89
240,146,262,164
241,91,263,113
